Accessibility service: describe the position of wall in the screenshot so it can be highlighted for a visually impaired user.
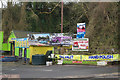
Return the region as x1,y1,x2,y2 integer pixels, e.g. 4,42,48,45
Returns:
0,31,3,50
15,48,19,56
15,48,30,58
1,31,16,51
29,46,54,63
2,43,8,51
7,31,16,51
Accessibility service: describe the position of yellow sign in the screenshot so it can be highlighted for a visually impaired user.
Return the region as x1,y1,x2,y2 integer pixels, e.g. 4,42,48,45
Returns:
82,54,119,61
15,38,29,48
55,55,82,60
55,54,119,61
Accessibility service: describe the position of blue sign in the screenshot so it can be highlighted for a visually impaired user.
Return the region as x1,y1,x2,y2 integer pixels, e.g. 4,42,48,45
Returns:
15,38,29,48
77,23,86,38
89,55,113,59
77,32,86,38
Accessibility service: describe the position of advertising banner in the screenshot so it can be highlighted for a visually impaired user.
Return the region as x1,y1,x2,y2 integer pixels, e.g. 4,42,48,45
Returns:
97,61,107,66
82,54,119,61
55,55,82,61
55,54,119,62
28,34,50,44
72,38,89,51
28,33,73,46
10,38,16,41
49,33,73,45
77,23,86,38
15,38,29,48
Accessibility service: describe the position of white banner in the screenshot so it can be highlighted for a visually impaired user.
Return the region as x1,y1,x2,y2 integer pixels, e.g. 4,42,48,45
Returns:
72,38,89,51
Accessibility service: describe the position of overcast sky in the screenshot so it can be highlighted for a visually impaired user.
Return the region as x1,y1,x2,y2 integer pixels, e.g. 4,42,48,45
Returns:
0,0,119,8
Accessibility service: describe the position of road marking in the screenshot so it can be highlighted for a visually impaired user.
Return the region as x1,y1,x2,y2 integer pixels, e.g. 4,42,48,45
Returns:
62,72,120,78
94,72,119,77
43,69,53,71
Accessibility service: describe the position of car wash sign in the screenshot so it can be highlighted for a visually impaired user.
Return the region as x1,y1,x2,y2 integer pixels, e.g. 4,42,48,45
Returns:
55,55,82,61
72,38,89,51
15,38,29,48
82,54,119,61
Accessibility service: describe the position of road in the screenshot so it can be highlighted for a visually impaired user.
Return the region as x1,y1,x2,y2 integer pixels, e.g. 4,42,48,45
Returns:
1,61,120,79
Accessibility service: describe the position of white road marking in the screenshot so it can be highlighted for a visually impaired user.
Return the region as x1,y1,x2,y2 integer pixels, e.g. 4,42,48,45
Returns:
43,69,53,71
62,72,120,78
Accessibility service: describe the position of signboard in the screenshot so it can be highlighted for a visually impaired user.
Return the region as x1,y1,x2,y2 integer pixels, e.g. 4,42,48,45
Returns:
28,34,50,44
97,61,107,66
49,33,73,45
55,55,82,61
72,38,89,51
77,23,86,38
15,38,29,48
10,38,16,41
72,61,82,63
55,54,119,61
28,33,73,46
82,54,119,61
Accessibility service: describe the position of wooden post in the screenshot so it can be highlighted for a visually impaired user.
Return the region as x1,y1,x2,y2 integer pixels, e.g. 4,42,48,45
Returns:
61,0,63,33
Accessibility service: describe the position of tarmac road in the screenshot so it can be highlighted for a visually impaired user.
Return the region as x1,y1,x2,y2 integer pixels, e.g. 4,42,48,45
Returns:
1,61,120,78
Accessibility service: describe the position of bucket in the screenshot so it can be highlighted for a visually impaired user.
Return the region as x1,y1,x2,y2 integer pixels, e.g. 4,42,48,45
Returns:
46,61,50,66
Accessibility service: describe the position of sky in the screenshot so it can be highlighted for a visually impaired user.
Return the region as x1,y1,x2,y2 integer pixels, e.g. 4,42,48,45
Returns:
0,0,20,8
0,0,7,8
0,0,118,8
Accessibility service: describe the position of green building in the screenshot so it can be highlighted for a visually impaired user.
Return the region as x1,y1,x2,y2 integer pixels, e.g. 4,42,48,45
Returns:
0,31,3,51
1,30,40,58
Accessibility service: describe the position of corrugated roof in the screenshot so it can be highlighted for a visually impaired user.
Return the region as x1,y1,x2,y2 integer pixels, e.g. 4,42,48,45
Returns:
13,30,41,38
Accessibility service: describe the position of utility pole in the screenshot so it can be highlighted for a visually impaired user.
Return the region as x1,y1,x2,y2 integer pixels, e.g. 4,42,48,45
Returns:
61,0,63,33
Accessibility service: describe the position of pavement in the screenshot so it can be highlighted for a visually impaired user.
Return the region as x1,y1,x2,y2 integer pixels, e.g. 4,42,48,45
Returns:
1,60,120,79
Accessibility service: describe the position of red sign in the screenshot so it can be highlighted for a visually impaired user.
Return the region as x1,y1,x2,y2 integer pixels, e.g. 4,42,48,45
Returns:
72,61,82,63
72,38,89,51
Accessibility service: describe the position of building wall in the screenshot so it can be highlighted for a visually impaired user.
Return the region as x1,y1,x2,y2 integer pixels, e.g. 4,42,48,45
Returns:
15,48,30,58
15,48,19,56
2,31,16,51
29,46,54,63
2,43,8,51
7,31,16,51
0,31,3,51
